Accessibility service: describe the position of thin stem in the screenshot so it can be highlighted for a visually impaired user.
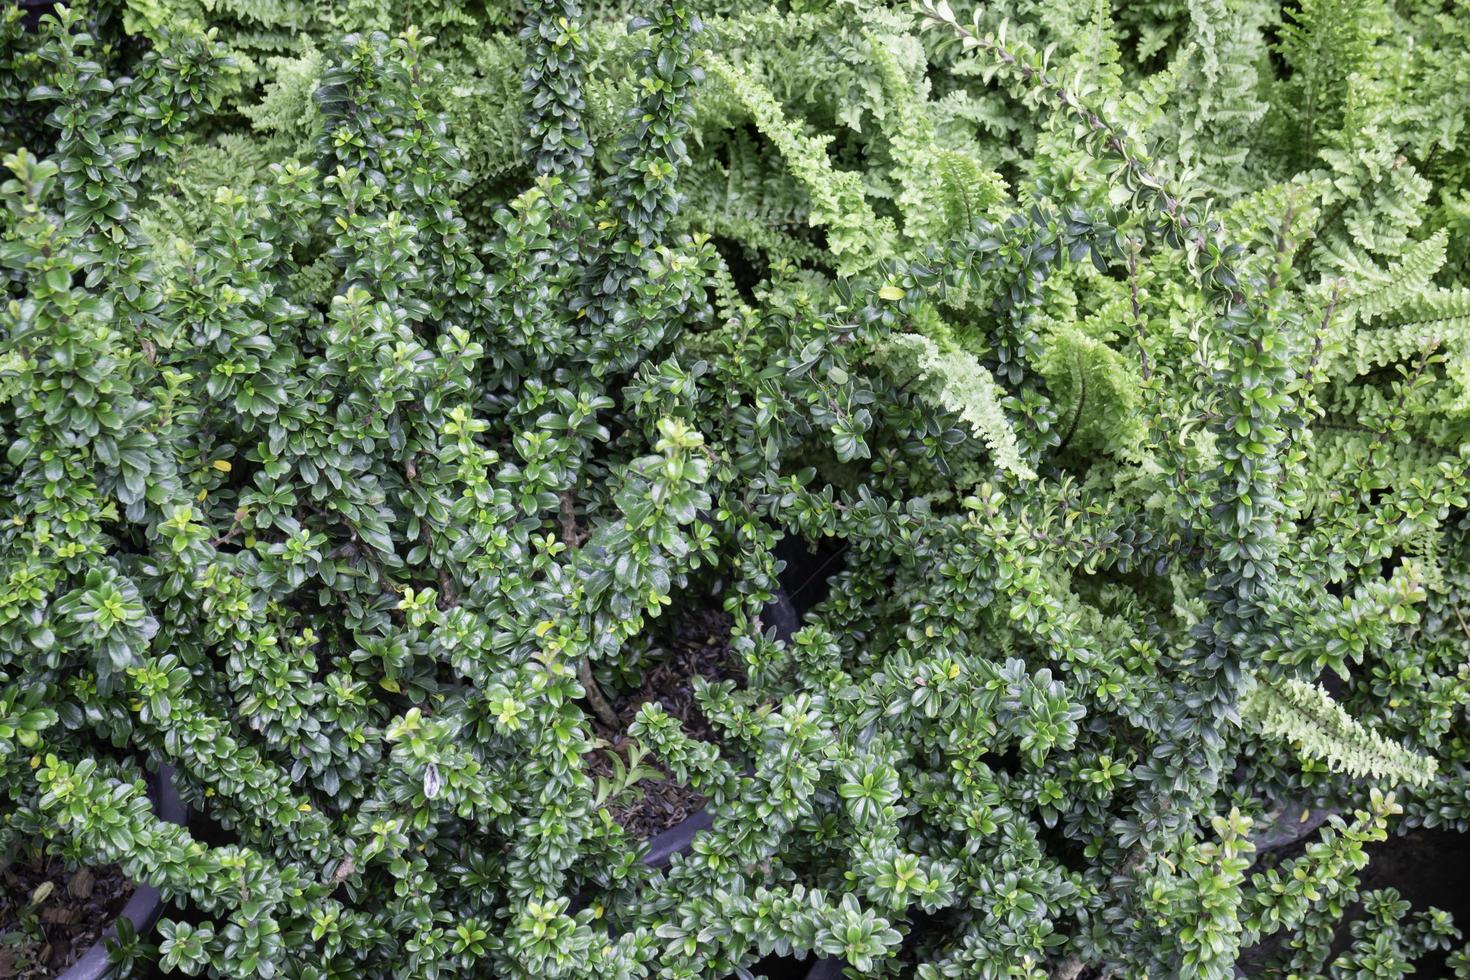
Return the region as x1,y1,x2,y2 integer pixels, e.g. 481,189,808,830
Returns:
578,658,621,731
559,490,620,730
1126,240,1150,382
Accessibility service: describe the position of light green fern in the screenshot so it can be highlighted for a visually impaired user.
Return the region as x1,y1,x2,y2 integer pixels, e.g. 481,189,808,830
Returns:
1036,317,1146,458
1243,675,1438,787
1344,229,1448,321
863,29,1005,244
877,331,1034,479
704,52,895,273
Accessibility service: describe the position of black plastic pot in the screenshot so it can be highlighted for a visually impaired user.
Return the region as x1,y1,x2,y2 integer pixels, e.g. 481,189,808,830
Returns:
16,0,58,31
800,957,844,979
578,586,840,980
1239,825,1470,977
773,535,846,619
57,764,186,980
737,953,844,979
630,586,799,866
567,584,806,919
640,807,715,870
634,588,842,979
1249,800,1338,853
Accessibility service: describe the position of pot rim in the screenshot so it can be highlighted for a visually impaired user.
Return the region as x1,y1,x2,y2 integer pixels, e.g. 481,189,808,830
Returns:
56,764,186,980
1250,801,1339,853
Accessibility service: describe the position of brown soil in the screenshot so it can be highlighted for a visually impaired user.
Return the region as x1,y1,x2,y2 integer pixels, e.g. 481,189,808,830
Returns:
0,854,134,978
586,606,744,840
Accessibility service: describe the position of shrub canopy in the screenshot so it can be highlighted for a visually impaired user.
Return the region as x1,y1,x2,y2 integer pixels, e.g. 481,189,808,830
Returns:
3,0,1470,977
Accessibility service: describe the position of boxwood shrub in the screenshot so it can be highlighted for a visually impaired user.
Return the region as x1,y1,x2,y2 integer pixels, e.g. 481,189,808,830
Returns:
4,0,1470,978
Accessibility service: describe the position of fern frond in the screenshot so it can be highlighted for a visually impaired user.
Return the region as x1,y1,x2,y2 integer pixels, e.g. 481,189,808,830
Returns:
239,44,323,144
876,331,1034,479
1333,284,1470,408
1345,229,1448,321
1035,311,1145,458
1273,0,1389,160
1243,675,1438,787
1389,285,1470,329
863,29,1004,244
705,52,894,273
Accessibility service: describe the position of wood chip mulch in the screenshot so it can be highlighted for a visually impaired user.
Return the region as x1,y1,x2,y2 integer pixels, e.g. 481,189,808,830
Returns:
0,855,133,979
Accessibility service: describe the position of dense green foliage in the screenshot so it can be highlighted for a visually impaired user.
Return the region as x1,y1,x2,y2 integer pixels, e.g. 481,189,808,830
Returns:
3,0,1470,977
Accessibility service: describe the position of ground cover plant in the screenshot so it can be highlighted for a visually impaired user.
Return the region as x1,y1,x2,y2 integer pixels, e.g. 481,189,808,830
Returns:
3,0,1470,977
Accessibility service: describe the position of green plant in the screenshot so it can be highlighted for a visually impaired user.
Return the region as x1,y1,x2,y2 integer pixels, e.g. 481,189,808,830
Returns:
5,0,1470,977
590,740,665,809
